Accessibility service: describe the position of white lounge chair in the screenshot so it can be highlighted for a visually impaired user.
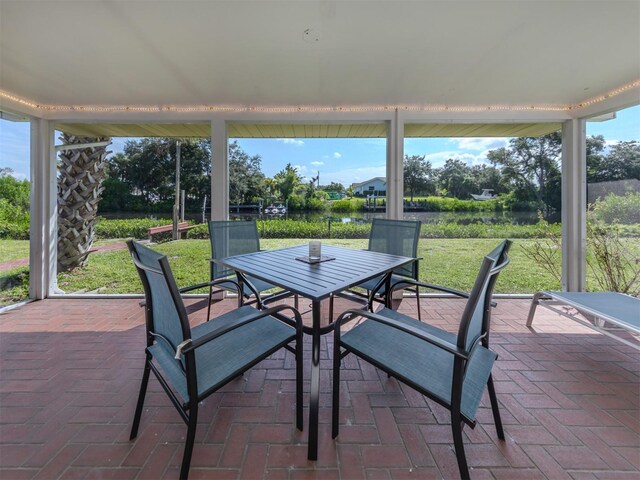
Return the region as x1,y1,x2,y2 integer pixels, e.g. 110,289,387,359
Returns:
527,291,640,350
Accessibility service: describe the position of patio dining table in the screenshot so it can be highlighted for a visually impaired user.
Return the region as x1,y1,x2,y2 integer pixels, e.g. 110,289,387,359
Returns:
215,243,415,460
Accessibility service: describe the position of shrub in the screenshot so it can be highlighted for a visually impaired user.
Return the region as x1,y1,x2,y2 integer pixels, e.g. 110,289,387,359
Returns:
258,219,329,238
306,196,328,211
0,174,30,212
187,224,209,239
94,218,175,240
0,222,30,240
188,220,370,239
421,221,559,239
590,192,640,224
330,198,365,212
587,218,640,296
286,194,305,211
521,209,640,295
404,195,506,212
186,218,574,241
0,198,29,224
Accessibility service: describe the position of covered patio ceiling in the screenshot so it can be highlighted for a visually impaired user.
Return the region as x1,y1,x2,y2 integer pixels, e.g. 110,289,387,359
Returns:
1,1,638,118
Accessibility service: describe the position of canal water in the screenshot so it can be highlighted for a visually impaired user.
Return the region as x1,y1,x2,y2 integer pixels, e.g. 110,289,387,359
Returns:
102,210,547,225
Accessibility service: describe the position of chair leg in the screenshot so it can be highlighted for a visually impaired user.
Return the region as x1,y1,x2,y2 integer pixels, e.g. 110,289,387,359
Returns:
130,356,151,440
206,285,213,321
294,294,299,310
180,401,199,480
295,332,303,431
332,344,341,438
415,286,422,321
328,294,334,323
526,291,543,327
451,412,470,480
486,374,505,440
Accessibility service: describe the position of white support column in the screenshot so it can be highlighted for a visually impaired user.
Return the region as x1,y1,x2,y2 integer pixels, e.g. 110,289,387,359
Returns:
210,118,228,221
386,109,404,219
29,119,57,299
561,118,587,292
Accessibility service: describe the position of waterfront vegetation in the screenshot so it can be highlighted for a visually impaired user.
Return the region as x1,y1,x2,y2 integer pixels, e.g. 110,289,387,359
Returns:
2,228,639,305
0,237,559,304
1,137,638,304
1,193,639,305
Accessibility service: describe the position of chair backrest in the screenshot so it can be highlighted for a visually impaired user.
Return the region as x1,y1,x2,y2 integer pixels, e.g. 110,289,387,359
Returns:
368,218,422,278
457,240,511,352
127,240,191,357
208,220,261,280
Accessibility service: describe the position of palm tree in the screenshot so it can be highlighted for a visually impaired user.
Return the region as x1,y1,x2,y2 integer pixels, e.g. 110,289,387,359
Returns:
57,134,111,271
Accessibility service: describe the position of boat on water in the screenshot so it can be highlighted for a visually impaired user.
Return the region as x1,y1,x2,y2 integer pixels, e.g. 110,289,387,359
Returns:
264,204,287,215
470,189,497,201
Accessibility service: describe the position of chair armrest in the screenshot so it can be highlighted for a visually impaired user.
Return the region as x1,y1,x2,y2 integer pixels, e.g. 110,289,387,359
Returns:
182,304,303,354
389,278,498,308
334,308,469,359
391,279,469,298
179,281,215,293
237,273,261,299
179,277,243,296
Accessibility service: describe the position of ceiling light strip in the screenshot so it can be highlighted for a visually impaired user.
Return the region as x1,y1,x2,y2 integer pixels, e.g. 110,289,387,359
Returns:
1,79,638,114
568,79,640,110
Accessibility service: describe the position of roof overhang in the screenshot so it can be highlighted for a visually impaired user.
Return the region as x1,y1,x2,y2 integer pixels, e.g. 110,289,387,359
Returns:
54,121,562,138
1,1,638,123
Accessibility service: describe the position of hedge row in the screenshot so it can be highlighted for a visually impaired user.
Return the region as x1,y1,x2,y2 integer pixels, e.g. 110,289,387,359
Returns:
0,222,30,240
404,196,505,212
188,220,640,239
186,220,569,240
2,217,639,241
94,218,174,239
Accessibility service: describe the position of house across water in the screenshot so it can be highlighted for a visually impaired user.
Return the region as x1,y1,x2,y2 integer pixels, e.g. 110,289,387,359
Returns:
351,177,387,196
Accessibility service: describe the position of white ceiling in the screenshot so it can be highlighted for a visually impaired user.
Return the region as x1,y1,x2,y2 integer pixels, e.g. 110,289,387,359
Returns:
1,0,639,111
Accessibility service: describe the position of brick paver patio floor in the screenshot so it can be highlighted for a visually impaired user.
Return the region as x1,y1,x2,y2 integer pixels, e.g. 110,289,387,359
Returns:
0,296,638,479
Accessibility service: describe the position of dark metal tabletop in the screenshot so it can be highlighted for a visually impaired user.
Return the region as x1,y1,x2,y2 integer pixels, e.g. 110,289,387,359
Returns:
215,244,415,301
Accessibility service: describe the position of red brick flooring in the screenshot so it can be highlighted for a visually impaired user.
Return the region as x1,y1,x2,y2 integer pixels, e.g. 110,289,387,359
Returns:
0,296,638,479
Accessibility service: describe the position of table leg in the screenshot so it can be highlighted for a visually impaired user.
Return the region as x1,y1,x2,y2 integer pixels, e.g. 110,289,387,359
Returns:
308,300,321,460
384,272,392,309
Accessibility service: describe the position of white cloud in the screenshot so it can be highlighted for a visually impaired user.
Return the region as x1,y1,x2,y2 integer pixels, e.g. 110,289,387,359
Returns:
278,138,305,146
310,161,324,166
454,137,508,151
293,164,308,177
424,151,489,168
10,171,28,181
333,152,342,159
320,165,386,186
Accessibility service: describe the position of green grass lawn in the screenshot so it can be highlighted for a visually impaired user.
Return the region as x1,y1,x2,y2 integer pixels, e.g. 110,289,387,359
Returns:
0,265,29,305
52,238,560,296
0,240,31,306
0,240,31,263
4,236,637,306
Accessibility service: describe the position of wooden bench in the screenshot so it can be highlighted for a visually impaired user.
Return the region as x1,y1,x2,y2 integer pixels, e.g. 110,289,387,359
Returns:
148,222,194,242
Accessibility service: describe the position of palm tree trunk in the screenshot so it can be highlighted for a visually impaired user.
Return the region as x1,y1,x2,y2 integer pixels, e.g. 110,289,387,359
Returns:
57,134,111,271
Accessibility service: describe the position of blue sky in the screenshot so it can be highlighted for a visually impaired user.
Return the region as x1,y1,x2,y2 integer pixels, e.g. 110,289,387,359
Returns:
1,105,638,184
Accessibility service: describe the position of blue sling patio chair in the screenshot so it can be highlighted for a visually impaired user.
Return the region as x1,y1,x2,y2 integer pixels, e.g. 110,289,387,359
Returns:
332,240,511,480
205,220,298,319
329,218,422,321
127,240,303,480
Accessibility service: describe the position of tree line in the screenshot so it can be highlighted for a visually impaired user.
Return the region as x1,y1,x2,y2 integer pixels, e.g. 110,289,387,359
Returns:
1,134,638,220
62,134,640,214
404,134,639,213
101,139,345,212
